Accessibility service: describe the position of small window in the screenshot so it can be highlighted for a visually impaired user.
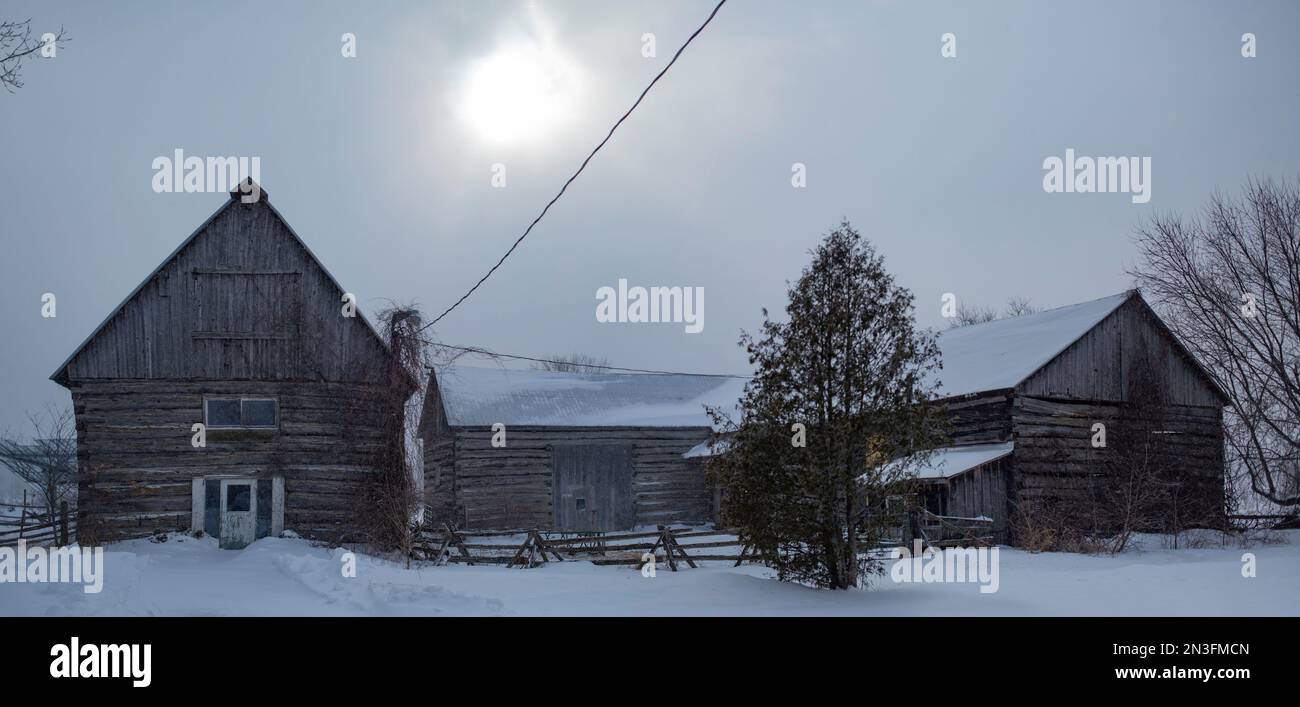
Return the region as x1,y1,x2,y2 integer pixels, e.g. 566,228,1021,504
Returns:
575,498,586,511
206,399,241,428
205,398,278,429
242,399,277,427
226,484,251,512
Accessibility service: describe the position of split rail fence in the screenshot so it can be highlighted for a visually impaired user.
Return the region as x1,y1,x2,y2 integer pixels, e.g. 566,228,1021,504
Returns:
412,524,758,570
0,493,77,548
412,509,996,570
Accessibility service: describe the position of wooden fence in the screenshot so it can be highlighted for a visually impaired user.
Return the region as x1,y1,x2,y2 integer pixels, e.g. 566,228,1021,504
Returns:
412,524,758,570
0,493,77,548
913,510,995,548
412,510,996,570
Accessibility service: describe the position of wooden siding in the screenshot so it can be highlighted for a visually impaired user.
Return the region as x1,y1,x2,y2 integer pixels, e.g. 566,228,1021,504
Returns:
932,457,1012,539
1010,395,1224,520
1019,296,1223,407
552,444,634,531
424,426,714,530
71,379,392,544
944,391,1014,445
58,198,389,384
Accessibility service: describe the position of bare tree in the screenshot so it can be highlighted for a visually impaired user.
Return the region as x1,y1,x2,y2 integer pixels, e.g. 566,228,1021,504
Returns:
947,303,998,328
1004,296,1041,317
1,20,68,92
366,305,427,557
0,406,76,519
947,297,1039,328
1130,177,1300,510
1092,351,1176,552
531,352,611,373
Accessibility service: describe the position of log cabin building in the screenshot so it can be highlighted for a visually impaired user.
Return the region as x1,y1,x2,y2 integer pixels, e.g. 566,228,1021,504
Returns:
907,291,1228,541
419,365,745,531
52,182,413,548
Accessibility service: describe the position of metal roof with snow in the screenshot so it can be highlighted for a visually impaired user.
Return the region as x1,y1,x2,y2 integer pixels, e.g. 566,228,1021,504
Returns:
912,442,1015,480
880,442,1015,481
427,365,748,428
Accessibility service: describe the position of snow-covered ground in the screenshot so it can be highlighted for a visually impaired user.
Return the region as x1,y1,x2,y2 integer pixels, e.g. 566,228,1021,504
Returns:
2,531,1296,616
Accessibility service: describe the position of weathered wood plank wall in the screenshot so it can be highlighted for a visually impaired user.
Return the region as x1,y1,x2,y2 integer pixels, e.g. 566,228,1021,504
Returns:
1019,297,1222,407
424,426,714,530
72,379,391,543
59,199,388,383
944,392,1014,444
1010,395,1224,521
944,457,1012,537
58,196,404,545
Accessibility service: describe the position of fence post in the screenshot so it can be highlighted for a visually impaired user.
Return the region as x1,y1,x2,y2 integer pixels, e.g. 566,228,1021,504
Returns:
18,490,27,540
59,501,70,546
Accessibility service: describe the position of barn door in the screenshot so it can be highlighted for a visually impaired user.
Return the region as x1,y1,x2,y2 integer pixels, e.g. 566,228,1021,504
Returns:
219,479,257,549
552,445,633,532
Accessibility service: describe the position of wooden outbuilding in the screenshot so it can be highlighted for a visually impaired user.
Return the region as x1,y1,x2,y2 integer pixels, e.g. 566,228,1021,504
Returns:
52,183,413,547
419,364,745,531
907,291,1227,541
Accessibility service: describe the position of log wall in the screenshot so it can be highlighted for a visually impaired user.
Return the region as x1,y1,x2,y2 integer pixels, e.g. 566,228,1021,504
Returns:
424,426,715,530
1010,395,1224,522
70,379,392,544
944,391,1014,445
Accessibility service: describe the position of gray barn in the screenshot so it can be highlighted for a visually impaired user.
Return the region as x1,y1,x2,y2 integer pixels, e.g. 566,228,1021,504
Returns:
908,291,1227,540
52,183,411,547
419,365,744,531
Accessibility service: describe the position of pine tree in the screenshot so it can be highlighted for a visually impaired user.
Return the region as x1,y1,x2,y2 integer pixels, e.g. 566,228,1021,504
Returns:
708,221,945,589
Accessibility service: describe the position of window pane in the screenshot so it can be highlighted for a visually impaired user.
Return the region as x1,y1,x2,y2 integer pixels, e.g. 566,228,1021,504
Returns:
242,399,277,427
226,484,251,512
206,399,241,427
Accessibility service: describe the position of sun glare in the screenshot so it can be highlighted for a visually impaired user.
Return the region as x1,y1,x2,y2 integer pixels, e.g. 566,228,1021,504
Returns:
460,42,581,146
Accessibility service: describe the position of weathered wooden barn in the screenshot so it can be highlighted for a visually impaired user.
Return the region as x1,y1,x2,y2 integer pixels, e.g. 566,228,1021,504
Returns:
52,183,412,548
419,365,745,531
906,291,1227,541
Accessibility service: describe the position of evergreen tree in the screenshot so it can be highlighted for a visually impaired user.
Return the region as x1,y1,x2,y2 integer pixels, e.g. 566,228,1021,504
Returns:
708,221,946,589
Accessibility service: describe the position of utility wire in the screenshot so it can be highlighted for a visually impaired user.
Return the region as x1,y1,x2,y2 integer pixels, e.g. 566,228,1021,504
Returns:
420,339,750,379
417,0,728,333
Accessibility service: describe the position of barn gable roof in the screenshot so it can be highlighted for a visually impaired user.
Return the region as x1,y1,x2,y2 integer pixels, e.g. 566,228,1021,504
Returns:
931,291,1133,399
50,181,404,386
423,364,747,428
932,290,1228,404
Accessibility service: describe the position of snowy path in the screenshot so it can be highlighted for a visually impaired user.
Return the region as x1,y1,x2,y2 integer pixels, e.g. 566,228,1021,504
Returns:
2,532,1296,616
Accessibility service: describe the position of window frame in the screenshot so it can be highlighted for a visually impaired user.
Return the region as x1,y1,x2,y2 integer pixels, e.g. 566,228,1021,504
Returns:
203,397,279,430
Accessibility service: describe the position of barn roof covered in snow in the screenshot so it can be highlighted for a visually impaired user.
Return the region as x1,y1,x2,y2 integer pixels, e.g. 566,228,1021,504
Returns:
930,291,1132,399
424,365,748,428
908,442,1014,480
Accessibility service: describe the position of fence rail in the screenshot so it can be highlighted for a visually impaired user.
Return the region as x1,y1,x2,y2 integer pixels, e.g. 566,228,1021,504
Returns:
0,493,77,548
413,509,996,570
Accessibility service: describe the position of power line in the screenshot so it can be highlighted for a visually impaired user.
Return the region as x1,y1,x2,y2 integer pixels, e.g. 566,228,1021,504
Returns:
418,0,728,333
420,339,751,379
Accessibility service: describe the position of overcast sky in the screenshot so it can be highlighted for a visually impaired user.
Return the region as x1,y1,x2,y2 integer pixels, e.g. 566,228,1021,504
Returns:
1,0,1298,435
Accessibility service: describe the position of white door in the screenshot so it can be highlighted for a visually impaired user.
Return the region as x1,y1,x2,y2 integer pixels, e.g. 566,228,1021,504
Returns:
219,479,257,549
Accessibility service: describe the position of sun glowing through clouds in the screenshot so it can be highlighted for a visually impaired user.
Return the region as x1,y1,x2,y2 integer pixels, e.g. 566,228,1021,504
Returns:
459,41,582,146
